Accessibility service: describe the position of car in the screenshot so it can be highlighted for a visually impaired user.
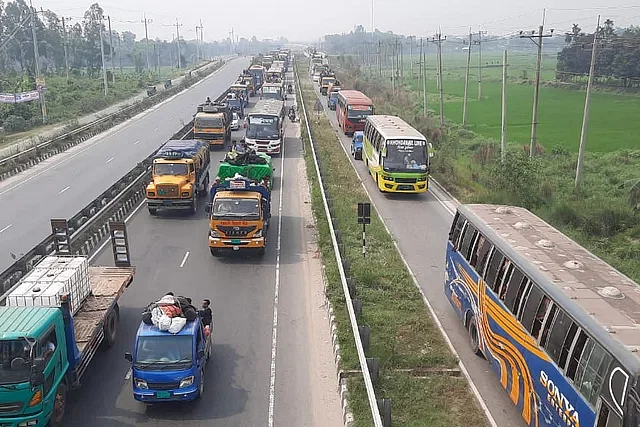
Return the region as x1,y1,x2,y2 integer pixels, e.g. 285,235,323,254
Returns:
351,131,363,160
230,113,240,130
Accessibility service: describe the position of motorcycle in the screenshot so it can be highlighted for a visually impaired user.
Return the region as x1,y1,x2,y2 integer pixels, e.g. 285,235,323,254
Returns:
287,84,293,94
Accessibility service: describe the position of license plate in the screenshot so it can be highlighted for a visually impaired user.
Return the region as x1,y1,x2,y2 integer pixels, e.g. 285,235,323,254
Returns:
163,200,172,206
233,246,239,251
231,239,241,244
156,391,171,399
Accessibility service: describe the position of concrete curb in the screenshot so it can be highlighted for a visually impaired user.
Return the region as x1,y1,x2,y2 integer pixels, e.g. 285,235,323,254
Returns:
321,265,355,427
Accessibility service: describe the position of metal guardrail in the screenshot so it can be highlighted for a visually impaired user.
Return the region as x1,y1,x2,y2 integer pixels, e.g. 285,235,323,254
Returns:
294,60,385,427
0,60,224,168
0,82,234,302
0,118,196,304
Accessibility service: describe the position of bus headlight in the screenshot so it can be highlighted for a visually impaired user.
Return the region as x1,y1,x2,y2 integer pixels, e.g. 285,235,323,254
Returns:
417,176,427,182
382,175,394,181
182,192,190,197
147,192,155,197
134,378,148,389
254,229,263,238
210,229,220,238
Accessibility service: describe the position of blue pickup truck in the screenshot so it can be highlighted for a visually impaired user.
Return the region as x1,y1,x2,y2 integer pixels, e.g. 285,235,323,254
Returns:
124,315,212,403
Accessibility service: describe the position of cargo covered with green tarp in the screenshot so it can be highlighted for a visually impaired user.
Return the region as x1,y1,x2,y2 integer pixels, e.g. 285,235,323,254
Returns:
216,151,273,182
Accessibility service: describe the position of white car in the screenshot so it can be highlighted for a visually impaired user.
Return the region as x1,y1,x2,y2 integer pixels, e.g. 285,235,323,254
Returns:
230,113,240,130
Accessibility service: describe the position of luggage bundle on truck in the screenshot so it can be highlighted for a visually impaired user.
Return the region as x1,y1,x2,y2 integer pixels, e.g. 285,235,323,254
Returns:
194,102,232,148
319,72,336,96
126,293,212,403
216,149,274,190
248,65,265,91
146,139,211,215
206,175,272,256
0,220,134,427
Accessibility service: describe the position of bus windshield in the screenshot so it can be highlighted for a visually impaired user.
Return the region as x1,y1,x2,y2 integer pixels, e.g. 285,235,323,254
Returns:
262,87,282,99
247,115,279,140
383,139,428,172
347,105,373,119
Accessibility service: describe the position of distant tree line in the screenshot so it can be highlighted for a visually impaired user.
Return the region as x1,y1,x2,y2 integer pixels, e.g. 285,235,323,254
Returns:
0,0,287,87
556,20,640,87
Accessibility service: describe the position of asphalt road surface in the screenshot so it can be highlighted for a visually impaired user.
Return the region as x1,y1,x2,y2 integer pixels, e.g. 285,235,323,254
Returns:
62,87,343,426
0,58,250,272
309,76,526,427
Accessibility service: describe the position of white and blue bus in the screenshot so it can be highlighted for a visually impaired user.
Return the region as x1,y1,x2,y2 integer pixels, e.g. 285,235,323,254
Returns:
445,204,640,427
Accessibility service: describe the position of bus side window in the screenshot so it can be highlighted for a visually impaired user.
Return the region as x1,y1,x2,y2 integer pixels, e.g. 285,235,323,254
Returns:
496,262,514,300
459,225,477,260
576,342,613,406
531,295,551,340
544,309,576,367
503,267,525,311
449,213,466,248
473,239,493,276
483,250,505,291
539,303,558,347
520,284,544,334
566,330,588,381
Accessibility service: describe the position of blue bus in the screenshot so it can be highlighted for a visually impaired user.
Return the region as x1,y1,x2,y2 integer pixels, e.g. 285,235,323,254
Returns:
445,204,640,427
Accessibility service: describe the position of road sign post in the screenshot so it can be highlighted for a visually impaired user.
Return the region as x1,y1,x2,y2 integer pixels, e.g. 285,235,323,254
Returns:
357,202,371,258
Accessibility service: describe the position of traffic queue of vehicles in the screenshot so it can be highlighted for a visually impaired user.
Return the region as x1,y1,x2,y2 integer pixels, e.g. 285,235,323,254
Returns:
309,51,434,194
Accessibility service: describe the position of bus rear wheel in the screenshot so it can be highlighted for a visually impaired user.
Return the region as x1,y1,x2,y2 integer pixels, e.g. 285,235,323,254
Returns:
467,315,483,357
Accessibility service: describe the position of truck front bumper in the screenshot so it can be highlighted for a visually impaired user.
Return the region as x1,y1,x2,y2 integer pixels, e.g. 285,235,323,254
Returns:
133,385,199,403
0,411,49,427
147,199,193,210
209,236,266,250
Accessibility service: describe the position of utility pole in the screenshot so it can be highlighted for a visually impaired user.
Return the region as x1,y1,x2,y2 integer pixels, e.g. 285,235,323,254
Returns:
117,34,123,75
98,16,108,96
195,25,200,61
575,15,601,188
477,29,486,100
420,37,427,117
501,50,508,162
429,32,446,126
141,14,151,71
62,16,70,82
107,16,115,82
175,19,182,68
30,0,47,123
520,9,553,157
462,29,472,126
378,40,382,76
409,36,413,78
199,19,204,61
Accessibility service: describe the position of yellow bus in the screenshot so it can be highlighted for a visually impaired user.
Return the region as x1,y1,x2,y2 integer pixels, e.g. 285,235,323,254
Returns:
362,115,434,193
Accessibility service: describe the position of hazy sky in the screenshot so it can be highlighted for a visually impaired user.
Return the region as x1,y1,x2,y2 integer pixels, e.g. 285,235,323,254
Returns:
31,0,640,42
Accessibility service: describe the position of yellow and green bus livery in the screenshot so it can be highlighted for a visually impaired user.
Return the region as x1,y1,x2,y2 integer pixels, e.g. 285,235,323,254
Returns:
362,115,434,193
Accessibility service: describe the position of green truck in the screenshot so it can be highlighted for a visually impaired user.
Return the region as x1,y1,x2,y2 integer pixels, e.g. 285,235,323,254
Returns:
0,221,134,426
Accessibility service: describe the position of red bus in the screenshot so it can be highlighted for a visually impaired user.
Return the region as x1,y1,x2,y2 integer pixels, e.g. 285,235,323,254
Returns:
336,90,374,136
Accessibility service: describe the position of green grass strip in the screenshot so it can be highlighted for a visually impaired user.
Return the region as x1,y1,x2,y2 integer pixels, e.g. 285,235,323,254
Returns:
295,61,490,427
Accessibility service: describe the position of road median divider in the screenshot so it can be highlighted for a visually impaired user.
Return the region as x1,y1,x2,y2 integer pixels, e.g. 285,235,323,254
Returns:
295,59,491,426
0,117,197,304
0,59,226,182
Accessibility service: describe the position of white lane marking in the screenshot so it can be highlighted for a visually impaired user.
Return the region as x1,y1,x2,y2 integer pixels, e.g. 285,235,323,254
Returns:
0,224,12,234
153,127,158,132
179,251,190,268
267,129,286,427
311,80,498,427
88,198,146,263
106,157,114,164
58,186,70,194
0,61,237,198
134,140,140,145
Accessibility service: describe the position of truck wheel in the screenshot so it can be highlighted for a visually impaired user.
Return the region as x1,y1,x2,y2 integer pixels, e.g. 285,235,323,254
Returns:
199,174,209,197
257,247,266,257
196,368,205,399
49,383,67,427
210,247,220,257
190,196,197,215
103,308,118,348
148,208,157,216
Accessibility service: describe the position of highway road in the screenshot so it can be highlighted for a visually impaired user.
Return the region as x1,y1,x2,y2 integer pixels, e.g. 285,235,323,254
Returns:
0,58,250,272
61,83,343,426
309,76,526,426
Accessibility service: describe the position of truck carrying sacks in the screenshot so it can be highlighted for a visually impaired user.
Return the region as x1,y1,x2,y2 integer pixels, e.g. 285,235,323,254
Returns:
141,294,198,334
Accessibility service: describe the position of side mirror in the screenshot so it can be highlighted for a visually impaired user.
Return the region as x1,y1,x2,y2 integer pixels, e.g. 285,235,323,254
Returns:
205,203,212,214
29,357,45,387
124,352,133,362
197,350,205,359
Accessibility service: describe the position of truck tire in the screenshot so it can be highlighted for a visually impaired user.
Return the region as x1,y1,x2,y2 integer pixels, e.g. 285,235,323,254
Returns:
210,247,220,257
49,383,67,427
103,307,118,348
199,174,209,198
196,368,205,399
148,208,157,216
190,195,197,215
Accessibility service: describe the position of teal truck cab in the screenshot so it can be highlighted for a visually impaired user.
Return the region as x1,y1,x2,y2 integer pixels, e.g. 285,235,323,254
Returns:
0,222,134,427
125,315,212,403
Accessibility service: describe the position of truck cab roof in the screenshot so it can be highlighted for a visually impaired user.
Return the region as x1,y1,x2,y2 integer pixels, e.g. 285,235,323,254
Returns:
0,307,59,340
136,318,201,338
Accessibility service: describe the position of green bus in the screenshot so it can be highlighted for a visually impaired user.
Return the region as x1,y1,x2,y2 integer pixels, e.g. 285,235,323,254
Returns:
362,115,434,193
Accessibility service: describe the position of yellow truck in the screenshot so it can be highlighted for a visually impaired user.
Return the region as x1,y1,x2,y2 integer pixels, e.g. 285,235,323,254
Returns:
193,103,232,149
206,176,271,257
146,139,211,215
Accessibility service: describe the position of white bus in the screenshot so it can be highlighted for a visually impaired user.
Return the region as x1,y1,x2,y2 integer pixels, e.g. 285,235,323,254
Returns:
245,99,285,155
